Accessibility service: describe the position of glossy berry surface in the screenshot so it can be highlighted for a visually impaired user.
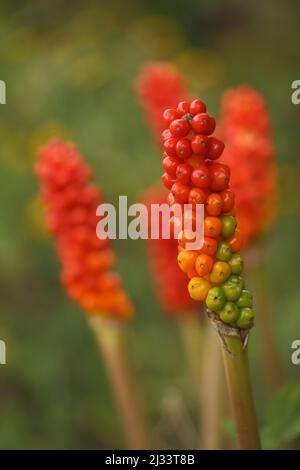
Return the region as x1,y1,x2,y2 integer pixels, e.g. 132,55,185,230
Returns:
160,98,255,329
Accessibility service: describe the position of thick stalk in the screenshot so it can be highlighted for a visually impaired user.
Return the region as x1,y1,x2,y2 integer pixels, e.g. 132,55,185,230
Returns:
221,333,261,450
90,317,149,449
199,323,224,449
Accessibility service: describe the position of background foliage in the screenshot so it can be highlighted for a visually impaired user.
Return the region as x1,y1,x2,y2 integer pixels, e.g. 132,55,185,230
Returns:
0,0,299,449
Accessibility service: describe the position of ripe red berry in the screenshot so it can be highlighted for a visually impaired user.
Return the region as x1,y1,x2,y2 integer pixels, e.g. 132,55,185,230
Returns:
162,172,176,189
191,166,211,188
220,189,235,213
191,113,216,135
205,193,223,216
163,137,178,157
210,163,231,191
177,101,190,116
176,138,192,160
188,188,207,207
191,135,209,156
161,129,172,142
171,182,190,203
162,156,181,177
189,99,206,115
176,163,192,184
169,118,190,137
207,137,225,160
163,108,179,123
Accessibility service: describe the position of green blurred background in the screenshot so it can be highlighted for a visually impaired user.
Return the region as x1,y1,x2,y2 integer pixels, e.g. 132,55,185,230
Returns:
0,0,300,449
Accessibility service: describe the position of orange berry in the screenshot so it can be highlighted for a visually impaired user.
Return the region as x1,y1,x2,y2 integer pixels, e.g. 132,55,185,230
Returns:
195,254,214,277
200,237,218,256
188,277,211,301
187,270,198,279
204,217,222,238
210,261,231,284
205,193,223,216
177,250,198,273
227,228,243,252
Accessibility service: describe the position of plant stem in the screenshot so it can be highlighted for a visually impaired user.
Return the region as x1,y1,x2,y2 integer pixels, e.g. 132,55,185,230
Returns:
90,317,149,449
199,322,224,449
221,333,261,450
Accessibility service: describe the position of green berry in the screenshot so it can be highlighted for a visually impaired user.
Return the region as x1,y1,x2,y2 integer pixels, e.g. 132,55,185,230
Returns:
221,215,237,238
219,302,239,324
223,275,243,301
228,253,243,274
236,290,253,308
236,307,254,329
206,287,226,311
216,241,232,262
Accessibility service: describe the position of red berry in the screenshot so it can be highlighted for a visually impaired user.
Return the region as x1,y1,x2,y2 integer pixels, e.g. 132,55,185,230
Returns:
191,166,211,188
166,193,181,206
171,182,190,203
163,137,178,157
207,137,225,160
169,118,190,137
191,113,216,135
220,189,235,213
210,163,230,191
191,135,209,155
189,99,206,115
188,188,207,207
176,163,192,184
176,138,192,160
163,108,179,123
161,129,172,142
162,172,176,189
177,101,190,116
162,156,181,177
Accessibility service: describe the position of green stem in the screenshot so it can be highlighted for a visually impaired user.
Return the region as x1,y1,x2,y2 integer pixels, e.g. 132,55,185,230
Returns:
199,323,224,449
90,318,149,449
221,334,261,450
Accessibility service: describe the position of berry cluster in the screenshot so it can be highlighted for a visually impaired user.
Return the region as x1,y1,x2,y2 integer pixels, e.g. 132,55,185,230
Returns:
220,85,277,245
36,139,133,320
142,186,196,314
161,99,254,329
136,62,189,141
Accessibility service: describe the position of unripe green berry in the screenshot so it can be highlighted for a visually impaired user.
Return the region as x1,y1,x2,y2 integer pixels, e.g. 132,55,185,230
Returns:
216,241,232,262
228,254,243,274
236,307,254,329
219,302,239,324
223,275,243,301
221,215,237,238
206,286,226,311
236,290,253,308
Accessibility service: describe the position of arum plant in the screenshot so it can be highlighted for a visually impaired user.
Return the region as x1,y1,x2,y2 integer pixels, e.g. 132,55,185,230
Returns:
136,64,224,449
36,139,149,449
159,98,261,449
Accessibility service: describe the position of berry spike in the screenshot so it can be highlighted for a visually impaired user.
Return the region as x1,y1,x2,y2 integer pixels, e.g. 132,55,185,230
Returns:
135,62,190,142
160,99,261,450
36,139,133,321
160,100,254,330
220,85,278,245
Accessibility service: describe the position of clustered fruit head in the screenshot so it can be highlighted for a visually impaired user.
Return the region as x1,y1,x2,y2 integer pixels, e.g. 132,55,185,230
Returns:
142,186,196,314
36,139,133,320
161,99,254,329
135,62,189,141
220,85,278,245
